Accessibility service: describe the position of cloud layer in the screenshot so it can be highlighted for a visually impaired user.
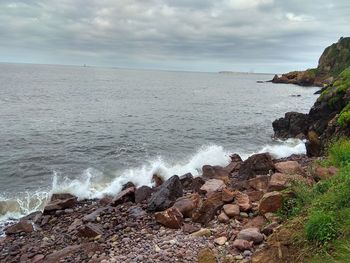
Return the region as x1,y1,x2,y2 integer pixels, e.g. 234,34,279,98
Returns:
0,0,349,72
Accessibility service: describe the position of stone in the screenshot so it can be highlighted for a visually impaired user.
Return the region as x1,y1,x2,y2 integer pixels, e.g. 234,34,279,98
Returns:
248,175,269,191
43,196,77,214
111,186,135,206
135,185,153,203
246,190,264,202
173,193,201,218
148,175,183,212
77,223,103,238
200,179,226,195
154,206,183,229
237,153,275,181
261,222,280,236
237,228,264,244
179,173,194,189
128,206,147,218
258,191,283,213
83,207,108,222
235,191,252,212
268,173,290,191
243,215,267,230
222,188,235,203
191,228,211,237
272,112,309,139
232,239,253,251
192,177,206,193
198,248,217,263
182,223,201,234
50,193,76,201
223,204,240,218
275,161,303,175
45,243,101,263
218,212,230,223
192,192,224,225
202,165,230,181
20,211,42,224
5,220,34,234
214,236,227,246
223,154,243,174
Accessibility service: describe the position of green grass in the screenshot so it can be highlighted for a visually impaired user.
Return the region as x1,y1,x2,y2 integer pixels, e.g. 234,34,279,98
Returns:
328,138,350,166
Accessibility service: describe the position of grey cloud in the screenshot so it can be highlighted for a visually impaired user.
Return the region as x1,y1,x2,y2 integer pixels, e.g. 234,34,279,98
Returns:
0,0,349,72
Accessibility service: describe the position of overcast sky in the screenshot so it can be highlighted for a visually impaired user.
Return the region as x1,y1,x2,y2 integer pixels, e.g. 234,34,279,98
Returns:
0,0,349,73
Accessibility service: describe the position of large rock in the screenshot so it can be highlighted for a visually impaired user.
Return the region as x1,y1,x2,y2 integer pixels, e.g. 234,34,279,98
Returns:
223,204,240,218
179,173,194,189
221,188,235,203
173,193,201,218
202,165,230,182
248,175,269,191
238,153,275,181
272,112,310,139
5,220,34,234
135,186,153,204
275,161,303,175
232,239,253,251
235,191,252,212
258,191,283,213
224,154,243,174
200,179,226,195
268,173,290,191
148,175,183,212
237,227,264,244
192,192,224,225
155,207,183,229
43,196,77,214
192,177,205,193
111,186,135,206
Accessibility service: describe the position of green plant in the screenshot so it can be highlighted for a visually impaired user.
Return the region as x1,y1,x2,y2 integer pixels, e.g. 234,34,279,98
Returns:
328,139,350,166
305,211,338,245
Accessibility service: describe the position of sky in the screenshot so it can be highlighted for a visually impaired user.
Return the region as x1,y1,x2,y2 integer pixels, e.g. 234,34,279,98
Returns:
0,0,349,73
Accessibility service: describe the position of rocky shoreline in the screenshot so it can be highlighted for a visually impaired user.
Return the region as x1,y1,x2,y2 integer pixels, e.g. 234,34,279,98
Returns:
0,152,327,263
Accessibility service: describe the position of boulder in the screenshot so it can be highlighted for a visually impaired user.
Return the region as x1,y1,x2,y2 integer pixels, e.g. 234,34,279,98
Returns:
77,223,103,238
148,175,183,212
5,220,34,234
135,186,153,203
246,190,264,202
222,188,235,203
154,207,183,229
223,204,240,218
173,193,201,218
179,173,194,189
200,179,226,195
238,153,275,181
234,191,252,212
237,227,264,244
192,192,224,225
243,215,267,230
192,177,206,193
111,186,135,206
202,165,230,182
248,175,269,191
275,161,303,175
272,112,309,139
224,154,243,174
258,191,283,213
43,196,77,214
232,239,253,251
268,173,290,191
218,212,230,223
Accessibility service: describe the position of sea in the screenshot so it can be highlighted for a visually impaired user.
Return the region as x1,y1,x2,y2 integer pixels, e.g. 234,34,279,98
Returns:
0,63,320,232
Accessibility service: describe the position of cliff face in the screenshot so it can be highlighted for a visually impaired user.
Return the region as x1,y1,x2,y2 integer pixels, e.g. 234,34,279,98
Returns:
272,37,350,87
273,38,350,156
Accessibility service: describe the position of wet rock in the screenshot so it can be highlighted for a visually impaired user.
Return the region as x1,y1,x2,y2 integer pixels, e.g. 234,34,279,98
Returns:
179,173,194,189
50,193,76,201
152,174,163,187
248,175,270,191
224,154,243,174
237,228,264,244
135,186,153,204
154,207,183,229
77,223,103,238
223,204,240,218
238,153,275,181
148,175,183,211
192,192,224,225
259,191,283,213
200,179,226,195
43,196,77,214
198,248,217,263
222,188,235,203
232,239,253,251
111,187,135,206
275,161,303,175
173,193,201,218
122,182,135,191
5,220,34,234
234,191,252,212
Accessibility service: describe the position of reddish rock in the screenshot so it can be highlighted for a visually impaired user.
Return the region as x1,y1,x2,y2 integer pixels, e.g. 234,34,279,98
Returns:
259,191,283,213
248,175,269,191
173,193,201,218
43,196,77,214
182,223,201,234
5,220,34,234
268,173,290,191
200,179,226,195
222,188,235,203
218,212,230,223
192,192,224,225
234,191,252,212
246,190,264,202
154,207,183,229
314,166,338,180
135,185,153,203
214,236,227,246
77,223,103,238
224,154,243,174
192,177,206,193
148,175,183,212
223,204,240,218
111,187,135,206
232,239,253,251
275,161,303,175
243,215,267,230
238,153,275,181
237,227,264,244
45,243,101,263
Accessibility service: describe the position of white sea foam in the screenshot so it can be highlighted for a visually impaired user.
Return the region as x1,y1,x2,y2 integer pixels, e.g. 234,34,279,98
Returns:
0,139,307,228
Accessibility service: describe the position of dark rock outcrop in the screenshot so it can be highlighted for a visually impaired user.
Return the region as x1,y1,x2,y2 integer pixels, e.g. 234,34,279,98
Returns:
237,153,275,181
272,112,309,139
